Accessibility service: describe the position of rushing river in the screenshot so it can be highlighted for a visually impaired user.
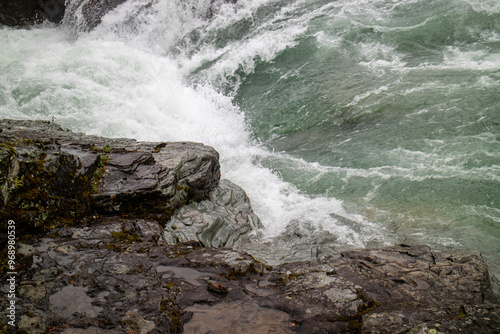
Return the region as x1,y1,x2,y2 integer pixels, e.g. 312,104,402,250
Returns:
1,0,499,277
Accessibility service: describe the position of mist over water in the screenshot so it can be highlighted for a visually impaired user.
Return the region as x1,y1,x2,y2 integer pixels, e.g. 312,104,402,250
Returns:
1,0,499,276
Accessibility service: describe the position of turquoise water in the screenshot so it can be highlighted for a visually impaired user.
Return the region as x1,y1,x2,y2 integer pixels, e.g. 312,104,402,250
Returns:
1,0,499,276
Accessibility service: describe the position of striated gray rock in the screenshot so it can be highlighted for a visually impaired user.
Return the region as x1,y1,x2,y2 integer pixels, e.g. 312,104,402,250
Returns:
164,179,262,248
5,219,499,333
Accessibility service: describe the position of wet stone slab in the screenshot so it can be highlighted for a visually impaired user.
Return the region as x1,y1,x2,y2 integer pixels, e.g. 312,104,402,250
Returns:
9,219,500,333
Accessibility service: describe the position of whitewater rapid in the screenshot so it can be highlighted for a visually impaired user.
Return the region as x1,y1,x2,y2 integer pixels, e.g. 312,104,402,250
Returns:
0,0,380,250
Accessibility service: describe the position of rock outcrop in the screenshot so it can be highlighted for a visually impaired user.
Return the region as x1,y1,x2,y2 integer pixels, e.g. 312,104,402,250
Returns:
1,119,499,333
0,119,261,251
0,0,65,26
0,119,225,233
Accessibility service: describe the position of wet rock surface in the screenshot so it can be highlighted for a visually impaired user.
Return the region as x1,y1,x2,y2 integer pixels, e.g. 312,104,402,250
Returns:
0,0,239,28
4,223,500,333
1,119,499,333
64,0,241,32
80,0,128,30
165,179,263,248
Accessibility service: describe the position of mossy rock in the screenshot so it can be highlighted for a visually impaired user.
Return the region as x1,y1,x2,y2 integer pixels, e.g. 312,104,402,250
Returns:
0,141,103,240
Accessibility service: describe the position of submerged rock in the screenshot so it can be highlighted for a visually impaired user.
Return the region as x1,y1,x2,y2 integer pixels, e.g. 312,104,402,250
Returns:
64,0,241,31
80,0,128,30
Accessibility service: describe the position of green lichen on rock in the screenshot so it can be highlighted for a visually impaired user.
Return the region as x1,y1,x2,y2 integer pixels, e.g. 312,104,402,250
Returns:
0,321,7,334
88,154,108,194
104,243,126,252
0,140,103,237
112,224,142,243
0,142,19,206
159,282,182,333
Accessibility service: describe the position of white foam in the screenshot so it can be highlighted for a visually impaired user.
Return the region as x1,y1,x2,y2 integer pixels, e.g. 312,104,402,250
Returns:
442,46,500,70
345,84,391,108
464,0,500,13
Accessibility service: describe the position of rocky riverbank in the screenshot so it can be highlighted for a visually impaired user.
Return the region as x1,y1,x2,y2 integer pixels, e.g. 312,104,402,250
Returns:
0,0,238,29
1,119,500,333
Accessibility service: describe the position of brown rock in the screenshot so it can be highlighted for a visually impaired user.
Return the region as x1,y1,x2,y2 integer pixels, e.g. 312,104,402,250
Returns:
207,280,229,293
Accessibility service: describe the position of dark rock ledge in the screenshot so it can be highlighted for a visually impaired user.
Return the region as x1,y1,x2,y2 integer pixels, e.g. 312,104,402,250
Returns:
1,0,240,30
0,0,66,26
1,119,499,333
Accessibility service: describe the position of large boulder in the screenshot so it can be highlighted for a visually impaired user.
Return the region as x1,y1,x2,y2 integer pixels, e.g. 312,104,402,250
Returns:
0,119,220,233
164,179,262,248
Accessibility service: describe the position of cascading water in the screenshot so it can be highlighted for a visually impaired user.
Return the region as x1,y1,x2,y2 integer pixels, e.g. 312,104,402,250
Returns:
1,0,499,277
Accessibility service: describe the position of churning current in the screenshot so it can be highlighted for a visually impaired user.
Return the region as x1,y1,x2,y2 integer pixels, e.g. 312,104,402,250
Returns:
1,0,499,278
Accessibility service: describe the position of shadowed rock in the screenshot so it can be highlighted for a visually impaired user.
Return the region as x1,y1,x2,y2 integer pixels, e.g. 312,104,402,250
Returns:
39,0,66,23
0,0,65,26
0,0,42,26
